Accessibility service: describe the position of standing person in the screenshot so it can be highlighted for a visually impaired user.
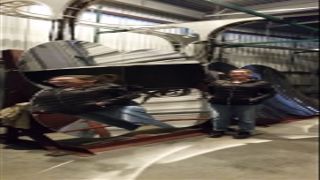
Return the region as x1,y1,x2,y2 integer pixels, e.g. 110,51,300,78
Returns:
30,74,173,131
207,69,276,139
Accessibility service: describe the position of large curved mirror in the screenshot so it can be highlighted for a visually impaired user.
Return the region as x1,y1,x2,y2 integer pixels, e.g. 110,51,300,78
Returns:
19,40,203,88
208,18,319,98
18,40,206,138
206,19,319,123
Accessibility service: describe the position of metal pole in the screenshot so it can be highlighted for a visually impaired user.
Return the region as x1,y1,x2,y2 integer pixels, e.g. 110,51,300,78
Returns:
94,5,103,43
218,39,319,47
221,44,318,52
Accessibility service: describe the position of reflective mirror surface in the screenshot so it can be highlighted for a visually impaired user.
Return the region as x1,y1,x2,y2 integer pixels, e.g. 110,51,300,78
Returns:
17,41,205,138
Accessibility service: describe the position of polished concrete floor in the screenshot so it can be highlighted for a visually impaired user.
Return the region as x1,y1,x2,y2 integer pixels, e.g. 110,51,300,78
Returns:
1,117,318,180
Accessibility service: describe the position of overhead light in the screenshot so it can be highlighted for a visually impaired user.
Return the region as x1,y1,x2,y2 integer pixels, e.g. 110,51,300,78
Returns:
206,6,319,17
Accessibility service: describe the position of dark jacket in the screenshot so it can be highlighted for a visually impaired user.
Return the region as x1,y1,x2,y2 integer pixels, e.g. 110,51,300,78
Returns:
31,84,140,114
208,79,276,105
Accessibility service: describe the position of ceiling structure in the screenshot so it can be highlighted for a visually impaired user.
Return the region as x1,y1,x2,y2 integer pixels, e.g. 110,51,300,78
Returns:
0,0,318,35
95,0,319,21
1,0,318,21
153,0,292,13
100,0,319,34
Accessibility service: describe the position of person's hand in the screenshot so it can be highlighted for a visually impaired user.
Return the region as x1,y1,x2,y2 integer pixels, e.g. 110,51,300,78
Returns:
249,98,257,103
95,102,107,107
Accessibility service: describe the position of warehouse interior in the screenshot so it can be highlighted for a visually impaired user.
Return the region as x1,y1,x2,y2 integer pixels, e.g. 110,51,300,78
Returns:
0,0,319,180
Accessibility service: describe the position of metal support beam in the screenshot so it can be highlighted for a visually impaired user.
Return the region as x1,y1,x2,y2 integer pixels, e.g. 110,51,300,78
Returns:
108,0,205,20
93,6,103,43
269,21,319,28
205,7,318,19
240,0,318,14
222,44,319,52
218,39,319,48
203,0,319,32
88,8,173,24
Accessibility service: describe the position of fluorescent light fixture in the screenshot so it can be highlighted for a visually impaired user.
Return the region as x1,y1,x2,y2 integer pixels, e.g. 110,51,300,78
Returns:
206,6,319,17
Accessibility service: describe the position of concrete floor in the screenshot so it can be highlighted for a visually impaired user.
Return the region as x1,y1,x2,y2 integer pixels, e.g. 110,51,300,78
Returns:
1,117,318,180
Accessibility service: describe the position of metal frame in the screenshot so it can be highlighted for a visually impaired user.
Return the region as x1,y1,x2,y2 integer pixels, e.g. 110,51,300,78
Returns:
203,0,319,33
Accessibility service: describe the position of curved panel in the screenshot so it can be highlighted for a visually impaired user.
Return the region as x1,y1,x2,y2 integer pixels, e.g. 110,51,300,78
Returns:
19,40,203,89
18,40,205,137
244,65,319,118
207,62,318,124
18,41,119,71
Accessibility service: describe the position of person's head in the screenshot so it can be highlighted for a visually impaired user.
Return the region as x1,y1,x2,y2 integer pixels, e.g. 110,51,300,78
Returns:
46,74,118,88
229,69,252,81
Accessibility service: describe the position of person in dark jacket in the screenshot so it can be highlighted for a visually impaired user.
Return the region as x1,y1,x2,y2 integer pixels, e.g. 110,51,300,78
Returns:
207,69,276,139
31,75,173,131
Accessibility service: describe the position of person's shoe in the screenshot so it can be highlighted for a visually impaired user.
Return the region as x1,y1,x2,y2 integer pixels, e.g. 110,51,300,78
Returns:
208,130,225,138
233,131,251,139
